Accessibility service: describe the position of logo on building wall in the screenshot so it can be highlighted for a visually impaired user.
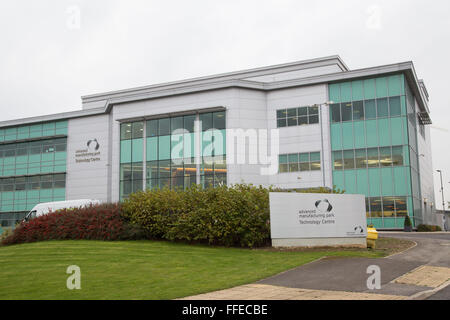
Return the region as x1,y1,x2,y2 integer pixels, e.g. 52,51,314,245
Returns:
87,139,100,152
315,199,333,213
75,138,101,164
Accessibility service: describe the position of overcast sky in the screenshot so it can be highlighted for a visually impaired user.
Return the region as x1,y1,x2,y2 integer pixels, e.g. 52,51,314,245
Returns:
1,0,449,209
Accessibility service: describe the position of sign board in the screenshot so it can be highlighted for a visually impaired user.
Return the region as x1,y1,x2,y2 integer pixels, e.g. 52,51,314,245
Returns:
270,193,367,240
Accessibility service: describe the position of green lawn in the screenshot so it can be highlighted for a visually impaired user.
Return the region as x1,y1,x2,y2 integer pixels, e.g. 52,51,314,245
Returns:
0,240,386,300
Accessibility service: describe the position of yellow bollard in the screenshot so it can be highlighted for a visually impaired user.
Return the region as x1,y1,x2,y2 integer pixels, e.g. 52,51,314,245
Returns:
367,227,378,249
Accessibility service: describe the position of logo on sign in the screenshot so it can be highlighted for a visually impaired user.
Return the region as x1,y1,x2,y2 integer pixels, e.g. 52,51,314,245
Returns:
315,199,333,213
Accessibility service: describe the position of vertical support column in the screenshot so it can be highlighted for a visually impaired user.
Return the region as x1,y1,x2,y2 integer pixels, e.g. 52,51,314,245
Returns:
195,113,201,185
142,119,147,191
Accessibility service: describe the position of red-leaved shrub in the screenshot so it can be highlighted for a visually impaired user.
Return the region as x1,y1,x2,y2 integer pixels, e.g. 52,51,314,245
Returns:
1,203,145,246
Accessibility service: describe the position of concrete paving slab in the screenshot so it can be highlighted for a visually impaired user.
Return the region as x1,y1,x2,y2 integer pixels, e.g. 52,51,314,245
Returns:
394,266,450,287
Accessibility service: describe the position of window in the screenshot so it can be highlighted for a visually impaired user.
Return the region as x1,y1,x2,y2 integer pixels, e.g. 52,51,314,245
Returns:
279,152,321,173
355,149,367,169
276,106,320,128
279,155,288,173
367,148,379,168
352,101,364,121
122,111,227,200
379,147,393,167
120,123,132,140
335,146,407,170
343,150,355,169
377,98,389,118
366,196,408,218
0,138,67,177
330,104,341,123
364,100,376,119
389,97,401,117
341,102,352,122
333,151,343,170
310,152,321,170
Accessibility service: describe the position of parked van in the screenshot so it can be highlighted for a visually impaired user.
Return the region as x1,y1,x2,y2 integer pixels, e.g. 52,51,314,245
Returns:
23,199,101,221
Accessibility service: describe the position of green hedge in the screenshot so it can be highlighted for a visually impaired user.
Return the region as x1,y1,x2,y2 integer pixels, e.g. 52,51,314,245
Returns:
416,224,442,232
121,184,343,248
121,184,270,247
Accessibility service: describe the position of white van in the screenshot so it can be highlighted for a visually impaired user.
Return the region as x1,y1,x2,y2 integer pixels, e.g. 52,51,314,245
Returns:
24,199,102,221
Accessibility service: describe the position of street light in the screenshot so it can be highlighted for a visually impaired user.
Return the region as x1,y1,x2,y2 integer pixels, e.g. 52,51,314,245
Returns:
437,170,447,231
437,170,445,210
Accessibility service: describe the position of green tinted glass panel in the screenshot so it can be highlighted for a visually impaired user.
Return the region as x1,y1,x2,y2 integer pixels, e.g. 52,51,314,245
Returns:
299,153,309,162
171,134,184,159
342,122,353,150
383,218,396,229
131,138,143,162
329,83,341,103
146,137,158,161
356,169,369,196
352,80,364,101
393,167,408,196
390,117,404,146
377,98,389,117
120,140,132,163
366,120,378,148
344,170,357,194
378,118,390,146
368,168,381,197
333,171,345,191
213,129,226,156
279,155,287,164
353,121,365,149
375,77,388,98
330,123,342,150
184,133,195,159
400,96,407,115
388,75,403,96
381,167,393,196
310,152,320,162
389,97,401,117
288,154,298,163
364,79,376,100
341,82,352,102
202,131,213,157
158,136,171,160
364,100,376,120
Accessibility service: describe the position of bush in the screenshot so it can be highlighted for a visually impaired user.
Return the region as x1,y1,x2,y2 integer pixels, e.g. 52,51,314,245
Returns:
404,215,412,231
1,203,145,246
0,228,13,242
417,224,442,232
122,184,271,248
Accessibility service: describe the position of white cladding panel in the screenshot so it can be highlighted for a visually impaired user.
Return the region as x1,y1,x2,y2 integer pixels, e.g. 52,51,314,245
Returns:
66,115,110,202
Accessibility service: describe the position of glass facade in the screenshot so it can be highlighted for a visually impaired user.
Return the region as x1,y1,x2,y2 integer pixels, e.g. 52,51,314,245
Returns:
329,74,421,229
0,121,68,227
277,106,319,128
279,152,321,173
120,111,226,200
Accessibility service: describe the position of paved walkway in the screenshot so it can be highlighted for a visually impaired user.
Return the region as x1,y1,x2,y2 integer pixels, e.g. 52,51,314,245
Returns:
182,232,450,300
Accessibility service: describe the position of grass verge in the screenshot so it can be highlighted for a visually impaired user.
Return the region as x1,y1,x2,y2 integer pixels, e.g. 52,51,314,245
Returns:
0,239,411,300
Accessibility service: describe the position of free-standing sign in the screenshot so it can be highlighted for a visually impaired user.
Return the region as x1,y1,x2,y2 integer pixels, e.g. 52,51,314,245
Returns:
269,193,367,240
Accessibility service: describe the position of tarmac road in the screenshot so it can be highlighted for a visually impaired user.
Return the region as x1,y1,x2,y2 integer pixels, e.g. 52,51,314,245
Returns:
258,232,450,298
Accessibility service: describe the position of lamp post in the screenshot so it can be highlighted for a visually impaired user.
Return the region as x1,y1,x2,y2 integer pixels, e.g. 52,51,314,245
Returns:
437,170,447,231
